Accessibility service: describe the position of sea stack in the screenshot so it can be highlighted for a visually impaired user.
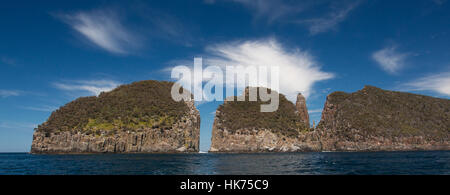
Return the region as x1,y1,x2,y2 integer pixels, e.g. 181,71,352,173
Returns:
31,80,200,154
296,93,310,128
209,87,314,153
316,85,450,151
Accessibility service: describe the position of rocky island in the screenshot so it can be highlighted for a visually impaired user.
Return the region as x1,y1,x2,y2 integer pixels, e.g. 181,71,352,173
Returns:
316,85,450,151
210,86,450,152
31,80,200,154
209,87,315,152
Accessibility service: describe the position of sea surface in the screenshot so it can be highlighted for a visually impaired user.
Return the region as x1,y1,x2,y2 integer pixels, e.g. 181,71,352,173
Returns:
0,151,449,175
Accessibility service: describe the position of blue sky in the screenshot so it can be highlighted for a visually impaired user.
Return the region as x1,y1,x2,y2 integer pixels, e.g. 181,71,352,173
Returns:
1,0,449,152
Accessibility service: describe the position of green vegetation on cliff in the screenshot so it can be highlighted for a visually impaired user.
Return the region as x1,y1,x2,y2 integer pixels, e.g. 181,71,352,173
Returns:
215,88,310,137
319,86,450,139
37,80,189,134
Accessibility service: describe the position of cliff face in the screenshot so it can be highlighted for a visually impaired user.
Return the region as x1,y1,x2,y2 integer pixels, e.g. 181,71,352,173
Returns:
31,80,200,154
316,86,450,151
210,87,313,152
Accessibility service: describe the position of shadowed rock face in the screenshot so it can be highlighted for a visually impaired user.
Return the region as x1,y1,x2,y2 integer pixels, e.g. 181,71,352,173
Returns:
316,86,450,151
210,87,312,153
296,93,310,128
31,80,200,154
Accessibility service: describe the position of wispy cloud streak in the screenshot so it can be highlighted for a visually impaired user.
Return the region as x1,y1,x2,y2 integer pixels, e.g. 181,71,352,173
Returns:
20,105,59,112
53,79,121,96
402,71,450,96
297,1,361,35
308,109,323,114
0,121,37,130
222,0,362,34
59,9,139,54
0,90,21,98
230,0,306,23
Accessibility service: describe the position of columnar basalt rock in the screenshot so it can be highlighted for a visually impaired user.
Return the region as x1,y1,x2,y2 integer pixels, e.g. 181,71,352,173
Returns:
31,80,200,154
296,93,310,128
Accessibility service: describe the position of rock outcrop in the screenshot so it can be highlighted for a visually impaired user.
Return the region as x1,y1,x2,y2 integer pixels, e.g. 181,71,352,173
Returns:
210,87,312,152
210,85,450,152
31,80,200,154
315,85,450,151
296,93,310,128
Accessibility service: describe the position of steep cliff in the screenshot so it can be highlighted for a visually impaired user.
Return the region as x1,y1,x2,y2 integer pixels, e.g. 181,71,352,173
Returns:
31,80,200,154
316,86,450,151
209,87,314,152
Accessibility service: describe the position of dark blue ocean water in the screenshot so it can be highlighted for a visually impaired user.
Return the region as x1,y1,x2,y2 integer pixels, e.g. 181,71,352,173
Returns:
0,151,449,175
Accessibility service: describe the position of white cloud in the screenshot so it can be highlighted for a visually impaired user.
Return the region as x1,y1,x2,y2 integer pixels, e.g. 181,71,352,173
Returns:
0,90,21,98
59,9,139,54
372,45,409,74
297,1,361,35
53,79,121,96
402,71,450,96
208,39,334,101
169,38,334,102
